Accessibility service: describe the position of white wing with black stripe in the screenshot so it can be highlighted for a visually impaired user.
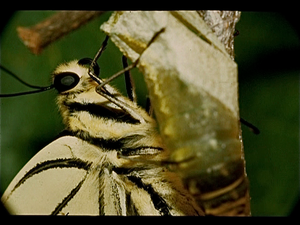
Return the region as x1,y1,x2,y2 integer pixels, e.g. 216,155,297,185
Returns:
2,136,96,215
2,135,203,215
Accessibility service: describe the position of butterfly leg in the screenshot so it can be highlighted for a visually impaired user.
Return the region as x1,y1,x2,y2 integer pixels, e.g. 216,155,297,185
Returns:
95,27,165,90
122,55,137,103
91,28,166,124
96,87,148,124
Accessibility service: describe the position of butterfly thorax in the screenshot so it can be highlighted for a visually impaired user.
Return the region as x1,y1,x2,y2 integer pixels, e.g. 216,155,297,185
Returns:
54,60,166,158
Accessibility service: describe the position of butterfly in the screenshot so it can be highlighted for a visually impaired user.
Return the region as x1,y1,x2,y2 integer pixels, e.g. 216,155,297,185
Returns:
1,34,204,216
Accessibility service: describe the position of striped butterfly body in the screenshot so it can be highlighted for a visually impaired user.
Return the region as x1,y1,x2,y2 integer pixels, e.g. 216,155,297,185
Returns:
1,49,204,215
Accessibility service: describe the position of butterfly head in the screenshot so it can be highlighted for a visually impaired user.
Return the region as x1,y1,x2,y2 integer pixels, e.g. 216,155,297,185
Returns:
52,58,100,94
52,57,136,129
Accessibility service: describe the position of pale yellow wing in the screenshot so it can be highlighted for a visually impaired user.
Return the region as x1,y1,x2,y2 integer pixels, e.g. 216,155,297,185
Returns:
1,136,101,215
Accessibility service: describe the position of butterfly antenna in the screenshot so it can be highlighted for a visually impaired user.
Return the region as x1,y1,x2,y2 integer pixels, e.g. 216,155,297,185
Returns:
0,65,54,97
146,96,153,116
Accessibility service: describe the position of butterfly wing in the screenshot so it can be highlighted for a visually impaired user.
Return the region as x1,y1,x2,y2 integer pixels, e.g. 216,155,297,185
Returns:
1,135,204,216
1,136,102,215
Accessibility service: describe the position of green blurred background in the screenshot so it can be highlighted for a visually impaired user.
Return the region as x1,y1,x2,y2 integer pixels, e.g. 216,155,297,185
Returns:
0,11,299,216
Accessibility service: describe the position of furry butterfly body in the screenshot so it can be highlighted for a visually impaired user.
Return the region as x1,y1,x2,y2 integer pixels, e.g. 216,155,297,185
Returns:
1,59,204,215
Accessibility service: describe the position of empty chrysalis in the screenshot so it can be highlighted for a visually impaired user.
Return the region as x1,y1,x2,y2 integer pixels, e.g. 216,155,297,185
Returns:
100,11,259,216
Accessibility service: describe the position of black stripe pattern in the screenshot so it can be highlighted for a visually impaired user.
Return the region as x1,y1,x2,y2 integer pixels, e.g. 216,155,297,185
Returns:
66,101,141,124
12,158,91,192
65,129,164,155
72,130,144,150
51,178,85,215
127,176,171,215
7,146,177,215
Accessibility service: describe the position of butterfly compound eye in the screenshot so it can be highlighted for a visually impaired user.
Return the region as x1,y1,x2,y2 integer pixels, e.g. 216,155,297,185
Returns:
53,72,80,93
